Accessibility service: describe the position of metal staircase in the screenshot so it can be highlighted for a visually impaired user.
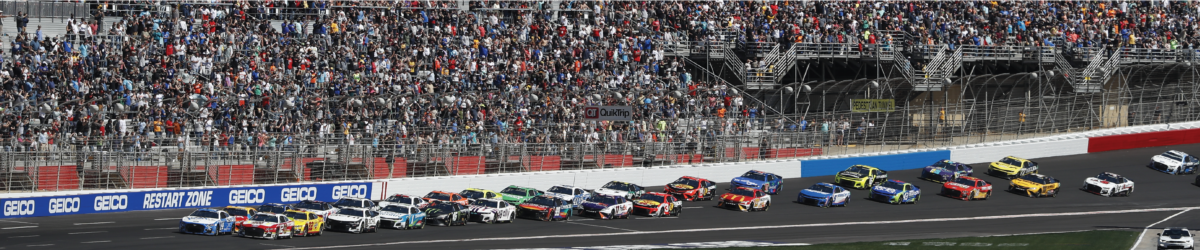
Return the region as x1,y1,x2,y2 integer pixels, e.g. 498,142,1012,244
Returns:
1053,48,1076,86
1073,48,1119,93
913,45,961,91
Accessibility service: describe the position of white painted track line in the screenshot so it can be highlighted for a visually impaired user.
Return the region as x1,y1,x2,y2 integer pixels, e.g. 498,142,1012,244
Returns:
73,221,114,225
1131,209,1192,250
144,227,176,230
81,240,110,244
8,235,37,238
25,244,52,247
140,236,174,240
563,221,639,232
154,218,179,221
1,226,37,230
68,231,106,235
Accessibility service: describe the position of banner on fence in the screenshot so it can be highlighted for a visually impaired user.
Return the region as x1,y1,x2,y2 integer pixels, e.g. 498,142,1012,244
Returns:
851,99,896,112
583,106,633,121
0,182,373,219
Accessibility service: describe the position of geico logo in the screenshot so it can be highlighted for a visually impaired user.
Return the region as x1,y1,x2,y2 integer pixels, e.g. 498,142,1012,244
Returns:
93,195,129,211
49,197,82,214
3,200,35,216
228,189,266,205
281,187,318,202
332,185,368,199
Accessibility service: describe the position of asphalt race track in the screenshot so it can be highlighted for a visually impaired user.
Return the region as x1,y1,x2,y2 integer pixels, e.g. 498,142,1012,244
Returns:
5,144,1200,250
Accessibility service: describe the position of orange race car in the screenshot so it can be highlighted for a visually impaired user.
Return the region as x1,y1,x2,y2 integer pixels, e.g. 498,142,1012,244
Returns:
423,191,469,206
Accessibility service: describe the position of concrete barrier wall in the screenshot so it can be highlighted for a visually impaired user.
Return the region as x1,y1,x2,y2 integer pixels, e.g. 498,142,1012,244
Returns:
800,150,951,178
951,138,1090,165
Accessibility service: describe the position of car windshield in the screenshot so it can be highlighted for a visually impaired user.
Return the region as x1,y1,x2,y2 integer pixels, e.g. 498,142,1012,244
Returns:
586,195,618,204
471,199,500,207
223,208,250,217
249,214,279,223
602,182,631,190
636,194,666,203
293,202,326,210
189,210,220,218
727,188,757,196
1019,175,1052,184
425,192,452,201
671,179,701,187
385,195,414,203
547,186,574,194
880,181,906,190
807,184,834,193
381,206,409,213
501,187,528,196
933,161,957,169
740,172,767,181
1000,157,1023,166
333,199,366,208
1161,152,1185,162
953,178,977,186
336,209,365,217
425,203,457,213
845,166,871,175
460,190,486,200
1165,229,1192,237
285,212,308,220
1095,174,1121,183
525,196,558,207
257,205,288,214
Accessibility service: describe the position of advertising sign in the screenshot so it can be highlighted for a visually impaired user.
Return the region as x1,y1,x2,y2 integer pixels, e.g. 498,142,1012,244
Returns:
583,106,633,121
851,99,896,113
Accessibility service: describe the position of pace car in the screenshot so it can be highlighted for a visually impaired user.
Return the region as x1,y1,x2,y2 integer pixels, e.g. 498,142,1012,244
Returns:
869,180,921,204
423,191,469,206
517,195,574,221
578,194,633,220
940,176,993,201
179,208,236,236
332,197,378,211
921,160,974,183
834,165,889,189
717,187,771,212
291,200,338,219
499,185,544,205
594,181,646,200
460,188,503,202
730,170,783,194
237,213,296,239
1151,150,1200,175
256,203,295,214
797,182,851,208
632,192,683,217
222,206,256,233
664,176,717,201
283,210,324,236
988,156,1039,179
378,194,429,209
325,207,381,233
423,201,471,226
378,204,427,229
1082,172,1135,197
545,185,592,208
1158,227,1195,250
467,198,517,224
1009,173,1061,197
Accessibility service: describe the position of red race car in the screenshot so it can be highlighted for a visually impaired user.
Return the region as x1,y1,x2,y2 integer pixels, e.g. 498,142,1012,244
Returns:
631,192,683,217
940,176,993,201
664,176,717,201
423,191,469,206
237,213,296,240
222,206,257,233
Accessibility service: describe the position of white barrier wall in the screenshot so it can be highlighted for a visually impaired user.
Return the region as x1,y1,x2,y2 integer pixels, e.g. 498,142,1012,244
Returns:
951,138,1090,164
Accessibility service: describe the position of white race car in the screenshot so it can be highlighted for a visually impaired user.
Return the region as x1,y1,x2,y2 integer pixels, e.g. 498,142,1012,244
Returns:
333,197,378,211
377,194,429,209
466,198,517,224
593,181,645,200
577,194,633,220
1151,150,1200,175
1159,227,1195,250
545,185,591,209
325,207,381,233
1082,172,1134,197
292,200,339,219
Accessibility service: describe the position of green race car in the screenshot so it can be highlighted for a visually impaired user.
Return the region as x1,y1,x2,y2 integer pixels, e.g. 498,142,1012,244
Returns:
834,165,889,189
499,185,543,205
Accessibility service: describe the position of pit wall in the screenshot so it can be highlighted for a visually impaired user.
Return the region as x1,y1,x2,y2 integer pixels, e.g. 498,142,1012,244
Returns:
4,121,1200,219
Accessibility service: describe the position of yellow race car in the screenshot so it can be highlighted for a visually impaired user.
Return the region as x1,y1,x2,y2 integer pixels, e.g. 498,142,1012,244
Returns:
284,210,325,237
833,165,889,189
460,188,503,202
987,156,1040,179
222,206,257,233
1008,173,1060,198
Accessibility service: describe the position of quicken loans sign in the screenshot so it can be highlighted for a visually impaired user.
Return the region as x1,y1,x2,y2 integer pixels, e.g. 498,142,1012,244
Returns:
583,106,633,121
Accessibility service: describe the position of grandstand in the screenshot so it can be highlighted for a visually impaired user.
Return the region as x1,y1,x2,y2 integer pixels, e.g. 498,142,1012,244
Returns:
0,1,1198,192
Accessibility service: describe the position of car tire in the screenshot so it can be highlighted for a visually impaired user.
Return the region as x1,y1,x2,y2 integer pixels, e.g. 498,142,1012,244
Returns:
510,212,517,223
762,202,770,212
316,226,323,236
355,222,364,234
1050,188,1059,197
213,225,221,236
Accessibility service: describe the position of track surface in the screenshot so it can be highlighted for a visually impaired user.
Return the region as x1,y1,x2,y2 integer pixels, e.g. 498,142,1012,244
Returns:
4,144,1200,250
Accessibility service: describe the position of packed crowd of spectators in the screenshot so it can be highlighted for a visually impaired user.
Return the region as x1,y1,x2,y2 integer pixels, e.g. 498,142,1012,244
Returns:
0,1,1197,153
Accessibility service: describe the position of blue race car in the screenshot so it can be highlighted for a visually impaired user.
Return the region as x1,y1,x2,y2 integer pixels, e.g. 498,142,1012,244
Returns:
179,208,236,235
869,180,921,204
797,182,851,208
256,203,297,214
378,204,427,229
731,170,783,195
920,160,974,183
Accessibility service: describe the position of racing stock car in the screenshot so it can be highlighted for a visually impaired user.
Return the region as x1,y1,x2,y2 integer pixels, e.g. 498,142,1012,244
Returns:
424,201,471,226
717,187,771,212
1151,150,1200,175
632,192,683,217
221,206,256,233
578,194,633,220
1082,172,1135,197
594,181,646,200
467,198,517,224
179,208,236,236
731,170,783,194
545,185,592,209
1009,173,1061,197
834,165,888,189
869,180,921,204
256,203,295,215
499,185,544,205
378,194,429,209
378,204,427,229
237,213,296,239
291,200,338,219
517,195,573,221
988,156,1039,179
325,207,381,233
283,210,325,236
797,182,850,208
332,197,378,211
921,160,974,183
664,176,717,201
940,176,993,201
460,188,504,203
423,191,470,206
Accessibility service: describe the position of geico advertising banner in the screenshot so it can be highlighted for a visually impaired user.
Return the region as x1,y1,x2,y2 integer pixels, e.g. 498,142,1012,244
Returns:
0,183,372,219
582,106,633,121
